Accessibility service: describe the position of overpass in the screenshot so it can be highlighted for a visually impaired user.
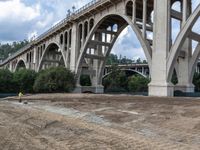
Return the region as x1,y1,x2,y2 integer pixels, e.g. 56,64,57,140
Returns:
104,64,150,78
1,0,200,96
104,62,200,79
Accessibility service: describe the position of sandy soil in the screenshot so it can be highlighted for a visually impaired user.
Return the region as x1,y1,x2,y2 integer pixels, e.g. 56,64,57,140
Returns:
0,94,200,150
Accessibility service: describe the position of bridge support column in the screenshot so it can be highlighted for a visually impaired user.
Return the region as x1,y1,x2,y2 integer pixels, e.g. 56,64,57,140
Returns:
91,32,104,94
33,47,37,71
132,0,136,23
149,0,174,97
9,62,13,72
175,38,195,93
142,0,147,38
175,0,194,93
70,23,79,72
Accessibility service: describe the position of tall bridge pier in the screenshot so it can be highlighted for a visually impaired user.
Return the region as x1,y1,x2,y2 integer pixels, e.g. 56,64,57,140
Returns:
1,0,200,97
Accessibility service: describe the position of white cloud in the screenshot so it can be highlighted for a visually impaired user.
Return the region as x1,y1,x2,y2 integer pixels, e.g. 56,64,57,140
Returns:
0,0,40,22
73,0,91,9
36,12,54,28
28,30,37,41
112,26,146,60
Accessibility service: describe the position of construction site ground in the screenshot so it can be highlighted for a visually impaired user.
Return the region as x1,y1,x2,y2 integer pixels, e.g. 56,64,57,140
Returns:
0,94,200,150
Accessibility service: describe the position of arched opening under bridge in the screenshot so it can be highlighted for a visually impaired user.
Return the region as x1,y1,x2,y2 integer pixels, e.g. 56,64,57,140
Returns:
38,43,65,71
76,11,152,93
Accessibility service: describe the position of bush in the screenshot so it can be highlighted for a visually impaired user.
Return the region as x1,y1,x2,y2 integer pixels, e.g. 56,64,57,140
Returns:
103,72,128,91
103,65,128,92
80,75,91,86
193,73,200,92
171,70,178,85
128,76,150,92
33,67,76,93
13,69,37,93
0,69,15,93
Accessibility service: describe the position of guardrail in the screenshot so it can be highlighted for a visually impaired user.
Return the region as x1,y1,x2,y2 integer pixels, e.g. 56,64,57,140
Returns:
36,0,101,42
0,0,106,66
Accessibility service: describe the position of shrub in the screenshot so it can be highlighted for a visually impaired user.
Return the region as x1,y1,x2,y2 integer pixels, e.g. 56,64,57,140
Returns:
13,69,37,93
103,65,129,92
193,73,200,92
80,75,92,86
0,69,15,93
33,67,76,93
128,76,150,92
171,70,178,85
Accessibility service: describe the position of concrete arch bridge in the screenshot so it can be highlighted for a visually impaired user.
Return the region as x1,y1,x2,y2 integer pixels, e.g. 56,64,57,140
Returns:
1,0,200,96
104,64,150,79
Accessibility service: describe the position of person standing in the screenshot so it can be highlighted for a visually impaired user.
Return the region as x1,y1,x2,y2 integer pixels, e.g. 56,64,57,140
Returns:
18,92,23,103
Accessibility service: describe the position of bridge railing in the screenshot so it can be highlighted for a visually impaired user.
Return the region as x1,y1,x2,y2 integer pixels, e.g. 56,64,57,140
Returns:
74,0,99,15
0,0,106,66
36,0,102,42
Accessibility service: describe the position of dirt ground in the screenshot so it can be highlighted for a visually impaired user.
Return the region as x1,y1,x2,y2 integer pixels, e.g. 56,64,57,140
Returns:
0,94,200,150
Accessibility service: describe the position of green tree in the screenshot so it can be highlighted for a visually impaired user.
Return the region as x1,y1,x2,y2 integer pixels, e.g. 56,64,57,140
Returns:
120,56,133,64
128,76,150,92
13,69,37,93
142,60,148,64
33,67,76,93
0,69,15,93
103,64,128,92
193,73,200,92
0,40,29,60
106,53,119,65
136,58,142,64
171,70,178,85
80,75,92,86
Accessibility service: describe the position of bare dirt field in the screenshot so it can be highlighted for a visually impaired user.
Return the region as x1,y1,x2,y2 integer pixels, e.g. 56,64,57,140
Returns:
0,94,200,150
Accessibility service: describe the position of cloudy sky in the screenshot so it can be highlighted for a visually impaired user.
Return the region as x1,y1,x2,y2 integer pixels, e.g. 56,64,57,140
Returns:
0,0,199,60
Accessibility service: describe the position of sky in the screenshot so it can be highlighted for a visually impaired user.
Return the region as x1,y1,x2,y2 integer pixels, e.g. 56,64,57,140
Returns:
0,0,199,60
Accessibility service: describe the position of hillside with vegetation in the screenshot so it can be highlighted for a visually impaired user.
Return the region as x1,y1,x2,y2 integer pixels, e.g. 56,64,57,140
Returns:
0,40,28,61
106,53,148,65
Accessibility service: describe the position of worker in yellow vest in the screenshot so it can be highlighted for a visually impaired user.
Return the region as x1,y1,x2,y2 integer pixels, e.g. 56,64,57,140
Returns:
18,92,23,103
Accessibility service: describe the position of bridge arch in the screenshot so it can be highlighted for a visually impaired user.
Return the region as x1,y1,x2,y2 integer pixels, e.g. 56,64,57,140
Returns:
37,42,66,72
84,21,89,40
78,23,83,51
60,34,64,45
75,13,152,87
103,69,148,79
89,18,94,30
64,31,68,47
126,1,133,18
15,59,27,71
167,3,200,81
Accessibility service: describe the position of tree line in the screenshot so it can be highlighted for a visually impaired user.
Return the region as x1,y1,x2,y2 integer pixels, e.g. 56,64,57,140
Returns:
1,41,200,94
81,65,150,93
106,53,148,65
1,66,200,94
0,67,75,94
0,40,29,61
0,65,150,94
102,65,150,93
